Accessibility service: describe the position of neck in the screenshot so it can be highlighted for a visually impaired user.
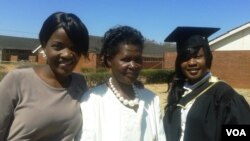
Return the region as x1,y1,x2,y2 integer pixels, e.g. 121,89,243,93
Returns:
186,72,211,88
108,77,139,108
37,65,71,88
110,77,135,99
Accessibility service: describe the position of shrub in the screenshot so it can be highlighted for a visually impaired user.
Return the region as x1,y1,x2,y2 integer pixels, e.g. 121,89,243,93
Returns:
82,69,174,87
140,69,174,84
81,68,96,73
0,72,7,81
84,72,111,87
81,67,109,73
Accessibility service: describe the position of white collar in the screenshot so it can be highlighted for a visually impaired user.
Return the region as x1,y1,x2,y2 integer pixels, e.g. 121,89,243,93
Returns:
182,72,212,97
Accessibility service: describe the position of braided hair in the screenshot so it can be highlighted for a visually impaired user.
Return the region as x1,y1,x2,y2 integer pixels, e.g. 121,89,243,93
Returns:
100,25,144,68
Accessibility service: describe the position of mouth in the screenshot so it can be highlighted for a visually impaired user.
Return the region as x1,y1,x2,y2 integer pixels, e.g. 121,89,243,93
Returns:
59,59,74,67
187,68,200,75
126,71,139,79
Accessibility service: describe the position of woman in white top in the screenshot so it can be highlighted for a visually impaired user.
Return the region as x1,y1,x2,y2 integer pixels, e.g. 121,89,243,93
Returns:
80,25,166,141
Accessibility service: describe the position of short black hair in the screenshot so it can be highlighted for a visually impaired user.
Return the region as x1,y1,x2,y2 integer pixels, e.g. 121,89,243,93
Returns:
101,25,144,67
39,12,89,57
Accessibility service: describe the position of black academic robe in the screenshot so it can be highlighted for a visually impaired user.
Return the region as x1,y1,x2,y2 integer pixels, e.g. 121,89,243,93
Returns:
163,81,250,141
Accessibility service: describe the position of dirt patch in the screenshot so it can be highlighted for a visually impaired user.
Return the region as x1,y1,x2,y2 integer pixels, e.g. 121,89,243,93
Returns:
236,88,250,104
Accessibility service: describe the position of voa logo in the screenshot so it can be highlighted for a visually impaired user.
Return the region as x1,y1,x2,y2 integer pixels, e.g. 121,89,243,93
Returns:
226,129,246,136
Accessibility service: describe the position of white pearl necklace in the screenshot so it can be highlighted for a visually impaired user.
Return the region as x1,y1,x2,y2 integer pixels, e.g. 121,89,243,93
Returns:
109,78,139,107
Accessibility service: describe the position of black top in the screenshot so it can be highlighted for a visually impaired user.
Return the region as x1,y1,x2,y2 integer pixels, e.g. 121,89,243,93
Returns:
163,81,250,141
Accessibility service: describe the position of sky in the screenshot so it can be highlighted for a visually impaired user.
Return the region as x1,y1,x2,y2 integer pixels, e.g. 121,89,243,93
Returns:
0,0,249,44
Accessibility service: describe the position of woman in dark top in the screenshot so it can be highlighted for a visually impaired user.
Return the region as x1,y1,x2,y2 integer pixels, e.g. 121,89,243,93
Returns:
163,26,250,141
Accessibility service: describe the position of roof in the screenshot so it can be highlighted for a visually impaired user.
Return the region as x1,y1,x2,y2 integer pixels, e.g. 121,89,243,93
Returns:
143,41,172,58
209,21,250,46
87,37,172,58
0,35,172,58
0,35,40,50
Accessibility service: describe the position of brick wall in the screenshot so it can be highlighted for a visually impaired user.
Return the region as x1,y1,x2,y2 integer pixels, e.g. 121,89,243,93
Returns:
143,61,163,69
74,52,97,72
38,54,46,64
211,51,250,88
10,55,18,61
29,56,37,62
36,52,97,73
163,51,250,88
163,52,176,69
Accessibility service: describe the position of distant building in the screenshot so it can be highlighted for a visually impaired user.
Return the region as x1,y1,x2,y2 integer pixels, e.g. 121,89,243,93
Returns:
0,35,39,62
0,35,170,72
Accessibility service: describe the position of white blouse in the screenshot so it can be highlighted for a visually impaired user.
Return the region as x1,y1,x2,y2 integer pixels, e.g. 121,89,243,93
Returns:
80,84,166,141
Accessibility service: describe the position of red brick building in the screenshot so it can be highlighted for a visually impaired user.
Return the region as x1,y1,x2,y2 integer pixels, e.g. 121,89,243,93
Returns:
0,35,39,62
35,36,170,72
1,35,169,72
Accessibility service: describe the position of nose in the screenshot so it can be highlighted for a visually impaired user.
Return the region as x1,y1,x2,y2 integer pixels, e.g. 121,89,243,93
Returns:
61,48,73,58
187,58,197,66
129,61,142,70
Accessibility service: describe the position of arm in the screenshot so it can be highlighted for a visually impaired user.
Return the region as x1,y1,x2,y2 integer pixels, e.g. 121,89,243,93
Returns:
224,93,250,124
0,71,18,140
215,82,250,124
79,90,97,141
154,96,167,141
214,82,250,141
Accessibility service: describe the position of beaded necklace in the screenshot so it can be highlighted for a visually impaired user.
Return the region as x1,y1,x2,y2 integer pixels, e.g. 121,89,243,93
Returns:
109,77,139,107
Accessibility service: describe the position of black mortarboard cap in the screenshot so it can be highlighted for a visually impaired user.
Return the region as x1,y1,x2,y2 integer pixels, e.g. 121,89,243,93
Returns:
164,26,220,52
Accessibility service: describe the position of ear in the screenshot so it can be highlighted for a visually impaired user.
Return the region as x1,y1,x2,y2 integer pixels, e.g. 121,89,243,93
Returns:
41,41,46,47
42,45,48,58
107,57,112,67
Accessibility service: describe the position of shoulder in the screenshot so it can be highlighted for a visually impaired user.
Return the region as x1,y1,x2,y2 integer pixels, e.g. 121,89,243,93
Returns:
211,81,248,105
137,87,156,97
212,82,250,123
2,68,33,81
0,68,33,100
212,81,238,97
81,84,108,101
71,72,86,82
9,67,33,75
136,87,159,103
87,84,108,95
214,81,234,91
71,72,88,87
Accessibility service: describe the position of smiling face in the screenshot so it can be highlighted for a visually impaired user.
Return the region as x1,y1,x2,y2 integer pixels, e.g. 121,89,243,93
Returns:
44,28,81,78
108,43,143,85
180,47,209,84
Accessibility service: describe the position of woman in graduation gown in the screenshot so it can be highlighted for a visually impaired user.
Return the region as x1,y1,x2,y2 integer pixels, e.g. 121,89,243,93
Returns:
163,26,250,141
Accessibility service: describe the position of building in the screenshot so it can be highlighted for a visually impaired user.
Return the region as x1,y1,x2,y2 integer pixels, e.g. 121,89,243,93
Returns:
0,35,40,62
0,35,169,72
36,37,170,72
210,22,250,88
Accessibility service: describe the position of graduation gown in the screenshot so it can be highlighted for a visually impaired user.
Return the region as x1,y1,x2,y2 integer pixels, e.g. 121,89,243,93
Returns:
163,80,250,141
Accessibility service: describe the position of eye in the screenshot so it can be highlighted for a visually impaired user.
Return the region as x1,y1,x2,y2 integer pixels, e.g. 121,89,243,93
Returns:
134,57,142,63
51,43,64,51
121,57,131,62
195,54,203,59
70,45,81,54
